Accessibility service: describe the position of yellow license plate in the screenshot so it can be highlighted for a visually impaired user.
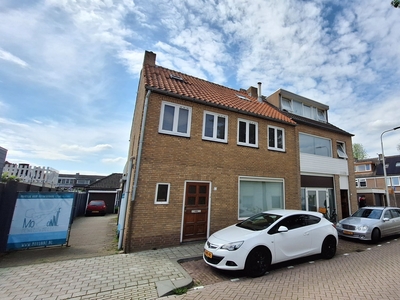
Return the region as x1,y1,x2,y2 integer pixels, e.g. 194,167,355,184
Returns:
204,249,213,259
343,230,353,235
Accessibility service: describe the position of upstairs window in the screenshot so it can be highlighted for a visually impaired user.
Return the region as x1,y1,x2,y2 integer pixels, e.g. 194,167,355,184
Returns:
316,109,327,122
299,133,331,157
159,101,192,137
337,142,348,159
268,126,285,151
281,98,292,111
202,111,228,143
281,98,327,122
355,164,371,172
358,178,367,187
238,119,258,148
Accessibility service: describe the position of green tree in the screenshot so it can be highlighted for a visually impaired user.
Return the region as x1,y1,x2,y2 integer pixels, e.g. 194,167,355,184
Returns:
353,143,368,160
1,172,20,183
392,0,400,8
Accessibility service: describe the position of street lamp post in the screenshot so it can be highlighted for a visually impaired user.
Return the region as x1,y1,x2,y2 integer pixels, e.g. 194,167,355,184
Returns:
380,126,400,206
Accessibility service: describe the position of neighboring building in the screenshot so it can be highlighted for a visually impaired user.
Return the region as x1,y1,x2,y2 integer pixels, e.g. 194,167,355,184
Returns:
121,51,356,252
85,173,123,214
355,155,400,207
3,162,58,188
0,147,7,178
57,173,106,191
267,89,356,220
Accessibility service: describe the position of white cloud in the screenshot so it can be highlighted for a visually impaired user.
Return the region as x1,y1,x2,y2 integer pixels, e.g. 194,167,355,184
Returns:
0,48,28,68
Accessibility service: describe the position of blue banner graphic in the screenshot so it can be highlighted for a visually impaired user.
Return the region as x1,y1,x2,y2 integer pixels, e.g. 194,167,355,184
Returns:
7,192,74,250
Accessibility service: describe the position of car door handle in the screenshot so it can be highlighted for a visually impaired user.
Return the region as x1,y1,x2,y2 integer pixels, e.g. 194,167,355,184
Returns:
304,232,310,236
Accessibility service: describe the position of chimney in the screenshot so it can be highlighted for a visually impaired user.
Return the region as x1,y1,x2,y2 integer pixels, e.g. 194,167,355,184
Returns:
143,51,156,67
246,86,258,97
257,82,262,102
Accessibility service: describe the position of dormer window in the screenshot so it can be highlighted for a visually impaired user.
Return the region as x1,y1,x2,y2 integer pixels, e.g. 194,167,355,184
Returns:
280,97,327,122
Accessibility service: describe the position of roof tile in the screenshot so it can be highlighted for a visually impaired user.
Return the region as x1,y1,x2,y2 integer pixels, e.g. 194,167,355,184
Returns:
144,64,296,125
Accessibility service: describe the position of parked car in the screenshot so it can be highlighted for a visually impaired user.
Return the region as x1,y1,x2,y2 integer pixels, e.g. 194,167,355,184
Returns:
336,206,400,243
203,210,338,277
85,200,107,216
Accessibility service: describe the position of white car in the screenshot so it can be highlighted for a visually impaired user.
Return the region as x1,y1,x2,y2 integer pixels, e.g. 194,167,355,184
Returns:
203,209,338,277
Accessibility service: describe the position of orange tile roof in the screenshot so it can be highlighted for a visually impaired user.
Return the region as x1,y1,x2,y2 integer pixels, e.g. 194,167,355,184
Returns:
143,64,296,125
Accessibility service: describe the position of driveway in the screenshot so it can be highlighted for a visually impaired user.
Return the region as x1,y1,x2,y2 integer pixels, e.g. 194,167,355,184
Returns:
0,214,118,268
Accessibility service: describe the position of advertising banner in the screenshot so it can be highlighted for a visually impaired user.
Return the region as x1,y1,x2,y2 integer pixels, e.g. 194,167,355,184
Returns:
7,192,75,250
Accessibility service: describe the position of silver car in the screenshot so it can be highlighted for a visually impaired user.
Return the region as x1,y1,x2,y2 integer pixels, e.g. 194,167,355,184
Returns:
336,206,400,243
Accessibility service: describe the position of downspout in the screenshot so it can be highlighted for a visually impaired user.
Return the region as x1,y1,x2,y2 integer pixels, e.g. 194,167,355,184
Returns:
118,89,151,250
117,156,134,250
131,90,151,202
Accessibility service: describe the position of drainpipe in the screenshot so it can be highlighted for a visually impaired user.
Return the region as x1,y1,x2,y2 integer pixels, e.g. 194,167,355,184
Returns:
118,89,151,250
117,156,134,250
131,90,151,202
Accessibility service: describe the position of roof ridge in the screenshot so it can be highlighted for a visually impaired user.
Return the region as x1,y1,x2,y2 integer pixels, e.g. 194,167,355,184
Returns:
149,63,257,98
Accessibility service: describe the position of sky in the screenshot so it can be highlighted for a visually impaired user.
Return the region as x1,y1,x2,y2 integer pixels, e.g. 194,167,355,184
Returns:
1,0,400,176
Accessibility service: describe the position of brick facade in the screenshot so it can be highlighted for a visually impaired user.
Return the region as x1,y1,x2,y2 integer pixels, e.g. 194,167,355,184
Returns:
125,92,300,251
123,51,356,252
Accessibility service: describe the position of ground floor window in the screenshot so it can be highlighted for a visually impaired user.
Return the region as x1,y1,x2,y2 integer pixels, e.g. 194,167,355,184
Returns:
239,177,284,219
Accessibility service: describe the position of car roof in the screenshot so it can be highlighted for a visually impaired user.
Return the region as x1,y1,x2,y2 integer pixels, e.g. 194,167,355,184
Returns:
360,206,399,210
263,209,322,217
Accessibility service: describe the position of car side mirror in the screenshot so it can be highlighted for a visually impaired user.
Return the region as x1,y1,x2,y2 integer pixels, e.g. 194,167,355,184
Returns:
383,217,390,222
278,226,288,233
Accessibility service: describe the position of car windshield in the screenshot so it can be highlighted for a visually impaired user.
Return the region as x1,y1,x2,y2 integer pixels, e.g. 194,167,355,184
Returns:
352,208,382,219
237,213,282,231
89,201,105,206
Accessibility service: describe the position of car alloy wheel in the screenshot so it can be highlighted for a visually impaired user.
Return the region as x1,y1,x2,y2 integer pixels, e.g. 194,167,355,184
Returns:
245,247,271,277
371,228,381,244
321,235,337,259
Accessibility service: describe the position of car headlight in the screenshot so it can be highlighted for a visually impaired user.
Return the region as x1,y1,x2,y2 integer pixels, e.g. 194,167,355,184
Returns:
357,225,368,231
336,222,342,229
220,241,244,251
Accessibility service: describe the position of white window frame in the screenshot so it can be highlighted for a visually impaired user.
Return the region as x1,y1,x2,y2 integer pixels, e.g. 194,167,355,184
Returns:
237,119,258,148
202,111,228,143
268,125,285,152
358,178,367,188
391,176,400,186
281,98,292,112
337,141,348,159
159,101,192,137
355,164,371,172
154,183,170,204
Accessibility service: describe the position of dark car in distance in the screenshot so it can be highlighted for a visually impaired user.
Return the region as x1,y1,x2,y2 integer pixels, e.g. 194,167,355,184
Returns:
85,200,107,216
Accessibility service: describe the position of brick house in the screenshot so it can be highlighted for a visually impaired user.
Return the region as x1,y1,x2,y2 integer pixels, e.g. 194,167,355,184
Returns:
355,155,400,207
121,51,356,252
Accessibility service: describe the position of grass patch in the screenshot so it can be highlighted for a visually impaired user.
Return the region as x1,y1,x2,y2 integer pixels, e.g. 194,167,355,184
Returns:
173,287,188,295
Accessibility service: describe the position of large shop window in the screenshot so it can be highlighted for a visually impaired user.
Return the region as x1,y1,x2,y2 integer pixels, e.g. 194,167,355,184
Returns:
159,101,192,137
237,119,258,148
202,111,228,143
239,177,284,219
